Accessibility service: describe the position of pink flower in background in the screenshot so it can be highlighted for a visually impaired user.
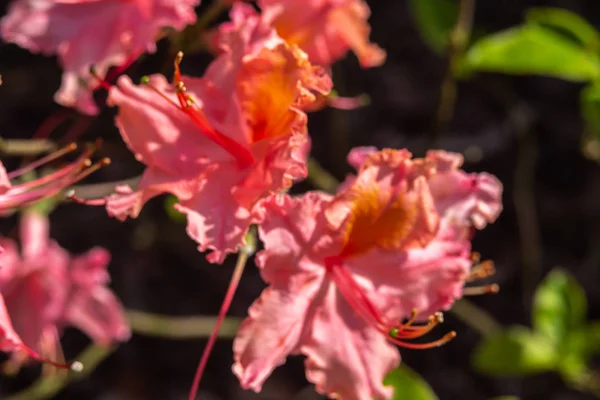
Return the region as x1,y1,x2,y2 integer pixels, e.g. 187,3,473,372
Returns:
258,0,386,68
0,0,200,115
233,148,502,399
104,3,331,263
0,143,108,215
0,212,130,365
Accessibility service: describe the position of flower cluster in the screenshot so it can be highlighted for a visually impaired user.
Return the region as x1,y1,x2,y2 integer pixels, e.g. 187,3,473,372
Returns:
0,212,129,369
0,1,504,399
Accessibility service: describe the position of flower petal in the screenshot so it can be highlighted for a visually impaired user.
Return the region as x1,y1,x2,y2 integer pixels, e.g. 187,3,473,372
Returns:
300,281,399,400
346,221,472,321
426,151,503,229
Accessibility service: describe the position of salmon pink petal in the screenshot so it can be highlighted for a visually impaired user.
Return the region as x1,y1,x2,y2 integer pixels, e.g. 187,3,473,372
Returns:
0,294,25,353
233,193,334,390
425,151,503,229
1,0,199,114
346,145,377,170
66,248,130,344
174,165,261,264
300,283,399,400
20,212,50,262
108,75,230,173
345,221,472,322
259,0,385,68
233,284,322,392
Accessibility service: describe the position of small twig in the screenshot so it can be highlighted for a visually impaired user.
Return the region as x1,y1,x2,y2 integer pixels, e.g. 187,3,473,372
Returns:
307,157,340,194
0,139,57,156
68,176,141,199
5,345,115,400
450,299,502,336
431,0,476,145
127,311,242,339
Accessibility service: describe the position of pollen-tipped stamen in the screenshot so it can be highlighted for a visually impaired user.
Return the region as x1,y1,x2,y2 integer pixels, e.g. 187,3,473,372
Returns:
172,52,255,169
7,143,78,180
467,259,496,282
17,343,83,372
387,330,457,350
463,284,500,296
327,257,457,351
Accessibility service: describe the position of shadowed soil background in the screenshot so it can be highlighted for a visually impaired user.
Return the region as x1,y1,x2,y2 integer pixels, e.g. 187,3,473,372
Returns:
0,0,599,399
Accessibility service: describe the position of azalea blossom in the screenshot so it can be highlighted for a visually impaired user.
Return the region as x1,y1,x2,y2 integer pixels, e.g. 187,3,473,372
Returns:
0,212,130,367
1,0,200,115
233,148,503,399
101,3,331,263
257,0,386,68
0,143,108,215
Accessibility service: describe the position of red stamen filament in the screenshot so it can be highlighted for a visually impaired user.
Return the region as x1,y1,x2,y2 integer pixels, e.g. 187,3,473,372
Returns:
7,143,78,180
325,258,455,350
17,343,83,372
89,66,112,91
141,52,255,169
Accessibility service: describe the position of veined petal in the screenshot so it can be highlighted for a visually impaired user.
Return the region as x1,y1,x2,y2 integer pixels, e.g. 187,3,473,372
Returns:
233,282,322,392
345,221,472,322
425,151,503,229
300,282,399,400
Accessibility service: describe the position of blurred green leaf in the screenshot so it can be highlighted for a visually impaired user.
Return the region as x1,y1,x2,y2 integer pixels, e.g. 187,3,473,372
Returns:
557,329,590,382
383,364,439,400
526,7,600,50
472,326,557,376
409,0,458,53
164,195,186,223
558,321,600,383
462,25,600,81
532,268,587,343
582,83,600,140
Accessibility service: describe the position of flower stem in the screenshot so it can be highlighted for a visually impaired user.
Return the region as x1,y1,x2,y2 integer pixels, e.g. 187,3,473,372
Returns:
431,0,476,145
127,310,241,339
188,232,255,400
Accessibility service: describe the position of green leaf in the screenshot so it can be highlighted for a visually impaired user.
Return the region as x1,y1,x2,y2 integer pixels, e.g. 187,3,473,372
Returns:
462,25,600,81
383,364,439,400
409,0,458,53
526,7,600,50
472,326,557,376
582,83,600,140
164,195,186,223
558,321,600,382
532,268,587,343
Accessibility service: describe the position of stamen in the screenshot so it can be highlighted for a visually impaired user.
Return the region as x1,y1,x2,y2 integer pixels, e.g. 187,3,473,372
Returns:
65,190,107,206
89,66,112,91
7,143,78,179
17,343,83,372
387,331,457,350
463,284,499,296
467,260,496,282
326,257,456,351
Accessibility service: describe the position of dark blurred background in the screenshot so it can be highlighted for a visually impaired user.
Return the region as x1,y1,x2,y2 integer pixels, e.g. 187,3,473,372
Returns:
1,0,599,399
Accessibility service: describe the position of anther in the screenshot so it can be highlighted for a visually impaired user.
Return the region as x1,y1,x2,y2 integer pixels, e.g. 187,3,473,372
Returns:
463,284,500,296
467,260,496,282
7,143,78,179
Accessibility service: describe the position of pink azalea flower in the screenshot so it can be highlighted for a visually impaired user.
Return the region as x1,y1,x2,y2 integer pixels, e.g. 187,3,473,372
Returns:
233,148,503,399
0,143,109,215
0,212,130,366
103,3,331,263
258,0,386,68
1,0,200,115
